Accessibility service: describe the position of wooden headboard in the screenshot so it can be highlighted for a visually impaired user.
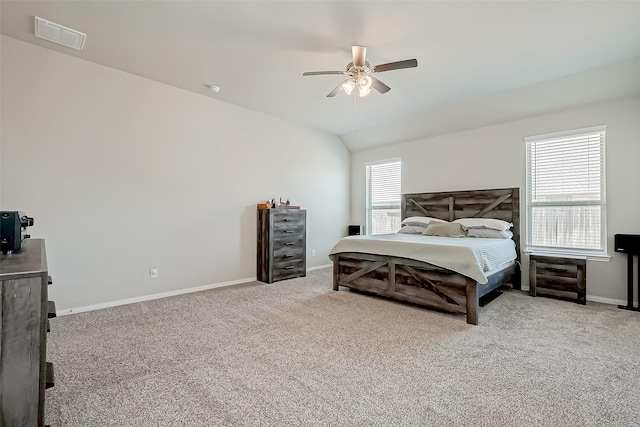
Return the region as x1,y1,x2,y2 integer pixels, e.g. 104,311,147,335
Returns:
401,187,520,262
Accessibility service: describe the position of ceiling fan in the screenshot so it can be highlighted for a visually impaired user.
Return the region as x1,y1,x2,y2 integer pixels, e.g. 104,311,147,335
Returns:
303,45,418,98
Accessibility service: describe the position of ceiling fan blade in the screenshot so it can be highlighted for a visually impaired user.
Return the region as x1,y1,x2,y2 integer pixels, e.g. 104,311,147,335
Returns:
370,76,391,94
352,45,367,67
327,79,351,97
372,59,418,73
303,71,347,76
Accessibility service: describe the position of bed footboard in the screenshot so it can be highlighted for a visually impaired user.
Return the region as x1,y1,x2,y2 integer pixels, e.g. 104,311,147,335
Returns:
332,253,513,325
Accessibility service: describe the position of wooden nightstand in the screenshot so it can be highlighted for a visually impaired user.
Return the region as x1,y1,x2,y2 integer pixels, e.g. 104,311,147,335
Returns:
529,254,587,304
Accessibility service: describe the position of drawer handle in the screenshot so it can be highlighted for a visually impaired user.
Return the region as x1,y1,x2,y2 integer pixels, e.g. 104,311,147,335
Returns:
284,242,295,246
284,266,294,270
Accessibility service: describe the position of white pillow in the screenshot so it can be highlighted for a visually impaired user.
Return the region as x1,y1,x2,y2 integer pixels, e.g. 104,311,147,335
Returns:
397,225,427,234
401,216,447,227
466,228,514,239
453,218,513,231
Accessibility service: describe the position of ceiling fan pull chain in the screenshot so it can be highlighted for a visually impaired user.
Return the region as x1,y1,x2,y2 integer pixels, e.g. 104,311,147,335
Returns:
353,89,359,114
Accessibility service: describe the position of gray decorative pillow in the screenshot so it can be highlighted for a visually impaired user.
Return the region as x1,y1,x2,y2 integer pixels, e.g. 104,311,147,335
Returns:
401,216,447,227
397,225,427,234
423,222,468,238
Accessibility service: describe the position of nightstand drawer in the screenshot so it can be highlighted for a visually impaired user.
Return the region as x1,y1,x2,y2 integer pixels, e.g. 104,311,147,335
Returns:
529,254,586,304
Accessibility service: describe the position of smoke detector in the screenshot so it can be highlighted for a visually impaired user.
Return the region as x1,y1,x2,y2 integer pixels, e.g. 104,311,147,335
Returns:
35,17,86,50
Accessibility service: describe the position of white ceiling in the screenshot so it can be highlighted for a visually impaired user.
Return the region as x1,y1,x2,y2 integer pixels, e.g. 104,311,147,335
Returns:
2,1,640,151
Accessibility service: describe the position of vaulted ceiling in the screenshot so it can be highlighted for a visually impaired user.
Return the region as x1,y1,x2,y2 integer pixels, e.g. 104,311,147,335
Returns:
2,1,640,151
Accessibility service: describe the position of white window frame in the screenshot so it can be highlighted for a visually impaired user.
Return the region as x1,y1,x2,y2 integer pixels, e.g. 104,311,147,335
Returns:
365,158,402,235
525,125,608,259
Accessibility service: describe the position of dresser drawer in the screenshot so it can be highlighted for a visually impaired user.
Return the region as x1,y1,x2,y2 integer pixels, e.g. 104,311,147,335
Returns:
273,225,305,238
273,211,304,221
273,233,304,250
272,258,305,281
273,215,305,234
273,249,303,262
273,241,304,257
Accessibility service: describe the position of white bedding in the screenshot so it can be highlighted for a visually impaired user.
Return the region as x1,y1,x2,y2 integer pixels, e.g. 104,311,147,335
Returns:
329,234,517,284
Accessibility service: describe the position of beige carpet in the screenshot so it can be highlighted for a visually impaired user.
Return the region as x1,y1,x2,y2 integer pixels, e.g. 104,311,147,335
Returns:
45,268,640,426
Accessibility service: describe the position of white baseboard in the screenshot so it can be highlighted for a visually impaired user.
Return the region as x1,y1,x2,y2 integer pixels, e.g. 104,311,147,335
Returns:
521,285,628,307
58,265,334,316
57,276,257,316
308,263,331,271
586,295,633,307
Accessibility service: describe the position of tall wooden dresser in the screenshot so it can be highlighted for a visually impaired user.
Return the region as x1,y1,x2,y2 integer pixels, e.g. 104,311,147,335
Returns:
0,239,54,426
257,208,306,283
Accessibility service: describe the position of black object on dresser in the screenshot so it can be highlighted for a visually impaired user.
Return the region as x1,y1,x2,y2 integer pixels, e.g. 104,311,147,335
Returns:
0,238,55,426
1,211,34,254
529,254,587,304
615,234,640,312
257,208,306,283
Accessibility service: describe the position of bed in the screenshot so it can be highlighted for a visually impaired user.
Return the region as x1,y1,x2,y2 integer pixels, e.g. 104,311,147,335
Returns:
330,188,521,325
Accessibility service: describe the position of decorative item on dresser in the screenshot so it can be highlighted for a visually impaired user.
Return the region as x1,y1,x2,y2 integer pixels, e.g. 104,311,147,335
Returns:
0,238,56,426
529,254,586,304
257,207,306,283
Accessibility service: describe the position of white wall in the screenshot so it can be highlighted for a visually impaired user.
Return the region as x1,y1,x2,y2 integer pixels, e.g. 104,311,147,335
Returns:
1,36,350,310
351,96,640,304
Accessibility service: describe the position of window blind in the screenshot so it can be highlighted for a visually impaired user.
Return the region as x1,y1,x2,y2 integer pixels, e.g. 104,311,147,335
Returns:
366,160,401,235
525,126,606,254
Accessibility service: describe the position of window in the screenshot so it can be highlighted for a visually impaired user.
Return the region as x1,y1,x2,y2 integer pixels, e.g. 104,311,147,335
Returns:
366,159,401,235
525,125,606,257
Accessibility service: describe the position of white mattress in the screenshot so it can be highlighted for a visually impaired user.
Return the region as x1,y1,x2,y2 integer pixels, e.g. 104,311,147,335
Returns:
329,234,517,284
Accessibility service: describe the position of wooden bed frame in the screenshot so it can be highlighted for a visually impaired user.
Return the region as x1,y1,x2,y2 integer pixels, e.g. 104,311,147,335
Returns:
332,188,521,325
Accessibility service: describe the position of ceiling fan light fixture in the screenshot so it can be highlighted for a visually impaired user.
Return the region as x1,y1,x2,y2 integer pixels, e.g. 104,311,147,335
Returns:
342,80,355,95
359,76,372,89
358,76,372,97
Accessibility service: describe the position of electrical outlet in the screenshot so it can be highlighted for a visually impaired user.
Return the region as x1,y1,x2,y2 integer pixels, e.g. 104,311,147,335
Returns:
149,268,158,279
311,250,316,257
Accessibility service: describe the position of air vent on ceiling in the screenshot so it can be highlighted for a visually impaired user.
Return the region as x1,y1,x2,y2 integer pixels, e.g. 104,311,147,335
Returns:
34,17,86,50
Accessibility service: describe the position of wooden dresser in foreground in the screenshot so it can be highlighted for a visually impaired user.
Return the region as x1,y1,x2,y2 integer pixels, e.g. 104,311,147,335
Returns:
257,208,306,283
529,254,587,304
0,239,55,426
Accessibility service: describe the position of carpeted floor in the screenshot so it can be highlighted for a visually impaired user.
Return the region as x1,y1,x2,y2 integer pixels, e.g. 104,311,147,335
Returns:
45,268,640,426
